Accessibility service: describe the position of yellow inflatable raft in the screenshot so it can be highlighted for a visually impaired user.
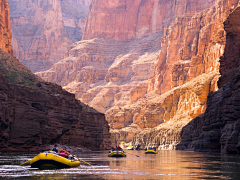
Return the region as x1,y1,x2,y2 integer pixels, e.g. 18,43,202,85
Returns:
145,150,157,154
108,150,126,157
30,151,80,169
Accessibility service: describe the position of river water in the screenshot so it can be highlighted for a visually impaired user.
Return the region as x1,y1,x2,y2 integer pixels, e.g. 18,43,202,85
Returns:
0,150,240,179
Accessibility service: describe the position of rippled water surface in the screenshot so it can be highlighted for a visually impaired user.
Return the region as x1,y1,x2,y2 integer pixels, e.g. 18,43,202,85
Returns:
1,150,240,179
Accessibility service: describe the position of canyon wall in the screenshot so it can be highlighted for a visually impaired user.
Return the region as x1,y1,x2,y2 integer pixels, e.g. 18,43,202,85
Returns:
0,0,13,55
60,0,91,42
177,5,240,154
8,0,90,73
0,48,111,152
107,0,232,131
83,0,216,41
130,0,240,150
37,0,216,127
37,30,163,115
36,0,240,151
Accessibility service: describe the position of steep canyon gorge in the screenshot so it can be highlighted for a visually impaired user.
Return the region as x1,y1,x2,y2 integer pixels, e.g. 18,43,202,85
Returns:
2,0,240,153
0,0,111,152
36,0,228,150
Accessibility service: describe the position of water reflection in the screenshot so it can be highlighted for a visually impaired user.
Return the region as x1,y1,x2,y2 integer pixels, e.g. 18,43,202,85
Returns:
0,150,240,179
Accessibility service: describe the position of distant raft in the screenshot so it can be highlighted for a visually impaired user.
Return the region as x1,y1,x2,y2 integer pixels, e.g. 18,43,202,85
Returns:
30,151,80,169
108,150,127,157
145,150,157,154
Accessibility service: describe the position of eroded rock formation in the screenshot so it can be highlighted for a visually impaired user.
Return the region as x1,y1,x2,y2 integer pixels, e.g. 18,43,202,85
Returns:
83,0,216,41
8,0,90,73
0,49,111,152
0,0,13,55
36,0,240,151
37,0,216,128
129,0,240,150
36,32,163,114
177,5,240,154
109,0,233,132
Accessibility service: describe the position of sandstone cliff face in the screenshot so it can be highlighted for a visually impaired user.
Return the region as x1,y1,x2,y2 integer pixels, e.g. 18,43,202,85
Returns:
36,0,235,151
148,0,232,94
83,0,216,41
111,0,239,150
8,0,90,73
37,0,215,128
177,5,240,154
37,32,162,115
0,49,111,152
116,72,219,149
108,0,231,131
0,0,13,55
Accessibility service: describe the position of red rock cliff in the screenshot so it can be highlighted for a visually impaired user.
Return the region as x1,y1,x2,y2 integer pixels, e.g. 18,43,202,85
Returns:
83,0,216,41
130,0,240,150
148,0,233,95
37,0,229,150
177,5,240,154
37,0,216,118
108,0,233,130
0,0,13,55
8,0,90,73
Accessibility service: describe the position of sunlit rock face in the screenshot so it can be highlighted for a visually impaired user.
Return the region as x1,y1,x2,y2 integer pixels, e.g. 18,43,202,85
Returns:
148,0,230,95
177,5,240,154
8,0,90,73
117,0,239,150
36,32,162,114
0,0,13,55
109,0,230,131
118,72,219,150
36,0,231,150
83,0,216,41
37,0,215,125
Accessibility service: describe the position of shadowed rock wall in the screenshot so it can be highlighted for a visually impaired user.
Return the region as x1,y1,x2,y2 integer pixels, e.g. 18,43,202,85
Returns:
177,5,240,154
0,49,111,152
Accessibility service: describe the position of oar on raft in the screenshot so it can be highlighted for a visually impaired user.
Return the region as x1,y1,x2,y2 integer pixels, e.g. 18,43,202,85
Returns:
61,149,93,166
19,159,31,166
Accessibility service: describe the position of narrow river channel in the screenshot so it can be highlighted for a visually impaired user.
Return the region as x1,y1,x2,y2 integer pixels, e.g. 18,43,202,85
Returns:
1,150,240,179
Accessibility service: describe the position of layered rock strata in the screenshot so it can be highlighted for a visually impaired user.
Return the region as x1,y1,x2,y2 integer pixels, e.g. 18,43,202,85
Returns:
114,0,239,149
37,0,233,150
109,0,231,130
37,0,216,129
0,49,111,152
36,32,163,115
0,0,13,55
83,0,216,41
121,72,219,150
177,5,240,154
8,0,90,73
